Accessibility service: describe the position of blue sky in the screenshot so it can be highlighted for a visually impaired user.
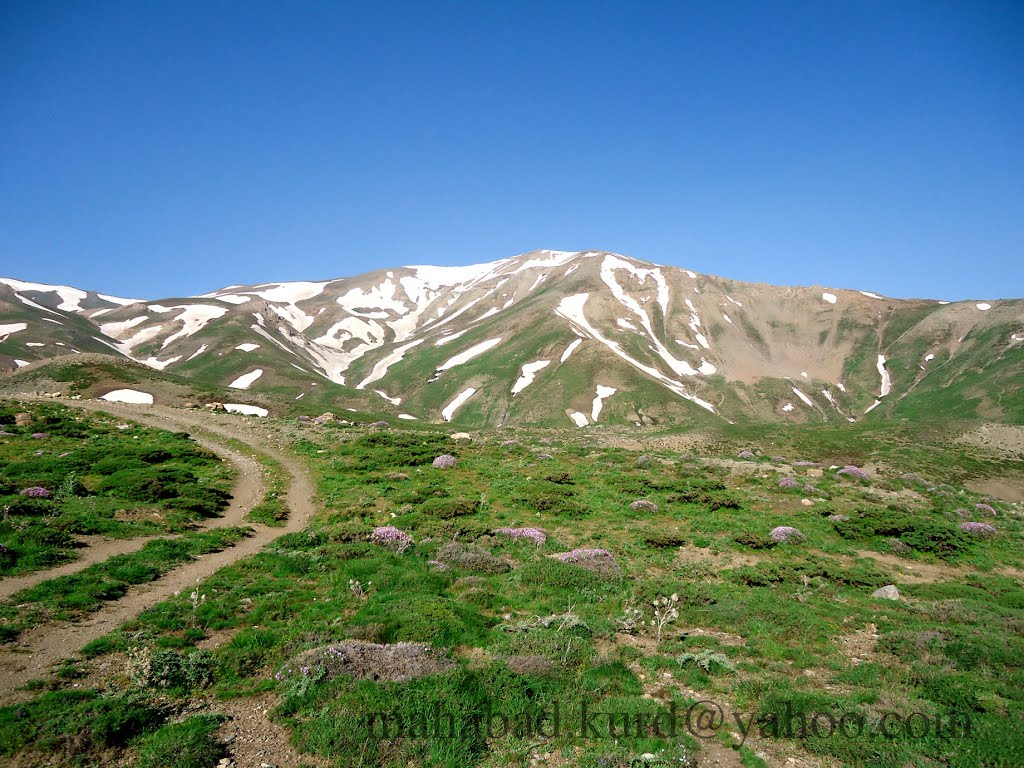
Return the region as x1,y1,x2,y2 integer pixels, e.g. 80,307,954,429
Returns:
1,0,1021,300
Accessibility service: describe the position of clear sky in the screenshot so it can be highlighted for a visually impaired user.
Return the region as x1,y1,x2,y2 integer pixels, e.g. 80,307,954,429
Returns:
1,1,1022,300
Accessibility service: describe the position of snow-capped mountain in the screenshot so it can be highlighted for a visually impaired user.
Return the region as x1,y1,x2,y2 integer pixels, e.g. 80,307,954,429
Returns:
2,251,1022,426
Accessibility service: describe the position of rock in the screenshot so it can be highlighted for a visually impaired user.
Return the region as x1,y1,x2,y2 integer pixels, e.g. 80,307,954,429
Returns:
204,402,225,411
800,498,814,506
450,432,472,442
630,499,659,513
14,412,32,427
871,585,900,601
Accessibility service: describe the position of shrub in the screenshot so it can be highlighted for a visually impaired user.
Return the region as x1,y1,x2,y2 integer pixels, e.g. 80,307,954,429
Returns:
494,527,546,546
769,526,805,543
552,548,621,577
630,499,658,513
419,497,480,519
435,542,510,574
643,532,686,548
974,503,998,517
734,532,778,549
369,525,413,552
134,715,226,768
959,522,997,539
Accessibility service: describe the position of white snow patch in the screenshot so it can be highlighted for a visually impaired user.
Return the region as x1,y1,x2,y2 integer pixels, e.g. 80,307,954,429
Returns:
161,305,229,349
398,413,418,420
216,294,251,305
14,359,30,367
441,387,477,421
616,318,637,330
140,355,182,370
722,313,733,324
568,411,589,427
1011,333,1024,342
357,340,424,389
244,281,329,304
876,354,891,397
435,329,470,346
822,292,838,304
695,333,710,349
224,404,268,417
269,303,315,333
726,295,743,307
685,270,697,279
801,371,808,378
99,315,149,339
591,385,617,422
836,382,846,392
25,342,45,347
235,343,260,352
0,323,28,340
864,399,883,414
822,389,836,406
229,369,264,390
186,344,208,361
859,291,883,299
0,278,88,311
437,337,503,372
976,302,992,311
924,353,935,362
42,317,63,325
101,389,154,405
791,388,814,407
560,338,583,362
782,403,795,412
698,359,717,375
675,339,699,350
295,393,305,400
528,273,548,292
374,390,401,405
511,360,551,395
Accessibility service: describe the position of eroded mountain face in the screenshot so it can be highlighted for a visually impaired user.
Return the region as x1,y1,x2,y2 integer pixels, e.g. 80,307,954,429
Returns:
2,251,1022,426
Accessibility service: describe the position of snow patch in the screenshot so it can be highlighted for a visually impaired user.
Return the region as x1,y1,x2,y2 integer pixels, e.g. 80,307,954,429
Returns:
511,360,551,395
791,388,814,407
229,369,264,390
782,403,795,412
14,359,30,367
437,337,503,372
140,355,181,371
186,344,208,361
560,338,583,362
591,385,617,422
616,318,637,330
0,278,87,311
924,353,935,361
217,295,251,305
25,342,45,347
224,404,268,417
398,413,418,420
822,292,838,304
976,302,992,311
859,291,883,299
698,359,717,375
435,329,469,346
722,313,733,324
357,340,424,389
161,305,229,348
441,387,477,422
876,354,891,397
568,411,589,427
374,390,401,405
244,281,329,304
101,389,154,405
0,323,28,340
235,343,260,352
864,399,883,414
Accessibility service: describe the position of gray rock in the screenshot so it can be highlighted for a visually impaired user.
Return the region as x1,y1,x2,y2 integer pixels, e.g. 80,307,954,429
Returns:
871,584,900,601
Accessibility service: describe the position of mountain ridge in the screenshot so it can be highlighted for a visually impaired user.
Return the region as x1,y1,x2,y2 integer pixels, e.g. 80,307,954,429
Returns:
2,250,1022,426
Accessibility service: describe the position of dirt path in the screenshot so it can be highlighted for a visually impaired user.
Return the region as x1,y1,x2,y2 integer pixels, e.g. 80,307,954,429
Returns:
0,401,318,703
0,427,264,600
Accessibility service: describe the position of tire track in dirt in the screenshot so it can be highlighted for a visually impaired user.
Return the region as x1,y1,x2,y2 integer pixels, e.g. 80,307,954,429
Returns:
0,401,318,703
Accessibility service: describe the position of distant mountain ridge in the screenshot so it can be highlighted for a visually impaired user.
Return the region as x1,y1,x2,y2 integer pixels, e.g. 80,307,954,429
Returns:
2,251,1022,426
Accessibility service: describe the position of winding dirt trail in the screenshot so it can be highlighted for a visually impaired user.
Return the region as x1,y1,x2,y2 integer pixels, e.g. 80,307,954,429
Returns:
0,401,318,703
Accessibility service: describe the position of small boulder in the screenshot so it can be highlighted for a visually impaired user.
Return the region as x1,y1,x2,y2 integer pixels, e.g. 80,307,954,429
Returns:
871,585,900,601
432,454,458,469
630,499,659,513
450,432,472,442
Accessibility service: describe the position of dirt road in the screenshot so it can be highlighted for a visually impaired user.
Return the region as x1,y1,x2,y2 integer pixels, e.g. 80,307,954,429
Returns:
0,401,318,702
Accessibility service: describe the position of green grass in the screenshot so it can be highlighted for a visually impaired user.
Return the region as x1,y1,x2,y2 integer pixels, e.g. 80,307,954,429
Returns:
3,418,1022,767
0,401,235,577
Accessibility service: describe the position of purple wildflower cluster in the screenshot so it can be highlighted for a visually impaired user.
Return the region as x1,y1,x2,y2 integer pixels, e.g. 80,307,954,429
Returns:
954,508,970,518
30,433,47,440
974,503,997,517
777,477,801,489
274,665,313,681
959,522,997,539
770,526,806,543
555,548,613,563
494,527,547,546
19,486,50,498
630,499,659,513
771,456,786,462
370,525,413,552
432,454,458,469
737,450,756,459
427,559,449,571
827,514,850,522
793,461,822,467
899,473,924,483
836,465,869,480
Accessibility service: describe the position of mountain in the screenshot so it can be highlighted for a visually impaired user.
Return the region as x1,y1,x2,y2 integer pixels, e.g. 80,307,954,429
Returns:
2,251,1022,426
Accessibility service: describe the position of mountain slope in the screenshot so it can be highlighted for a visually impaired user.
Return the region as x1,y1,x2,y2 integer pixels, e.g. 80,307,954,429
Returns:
2,251,1022,425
